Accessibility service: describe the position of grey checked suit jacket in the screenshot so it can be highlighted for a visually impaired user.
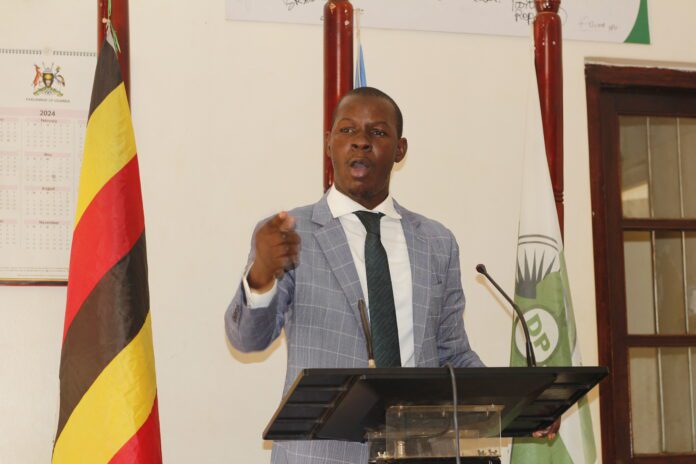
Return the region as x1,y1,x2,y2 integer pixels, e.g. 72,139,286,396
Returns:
225,193,483,464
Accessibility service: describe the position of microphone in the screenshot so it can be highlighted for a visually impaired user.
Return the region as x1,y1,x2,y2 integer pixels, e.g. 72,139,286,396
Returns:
357,299,376,368
476,264,537,367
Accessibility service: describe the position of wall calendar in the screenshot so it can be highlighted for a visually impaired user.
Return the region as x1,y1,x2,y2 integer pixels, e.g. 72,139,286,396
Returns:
0,48,96,283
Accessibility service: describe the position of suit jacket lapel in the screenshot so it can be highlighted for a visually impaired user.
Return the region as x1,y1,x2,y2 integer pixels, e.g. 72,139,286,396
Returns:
312,195,366,331
395,202,430,365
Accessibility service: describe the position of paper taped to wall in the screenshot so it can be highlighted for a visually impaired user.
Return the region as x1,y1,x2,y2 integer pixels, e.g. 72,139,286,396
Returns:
226,0,650,44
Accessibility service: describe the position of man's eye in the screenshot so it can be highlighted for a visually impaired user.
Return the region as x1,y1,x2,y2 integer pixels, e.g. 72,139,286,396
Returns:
371,129,386,136
339,127,353,134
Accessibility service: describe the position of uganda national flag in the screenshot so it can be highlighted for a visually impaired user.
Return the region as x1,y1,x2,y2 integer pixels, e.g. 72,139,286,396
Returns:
52,33,162,464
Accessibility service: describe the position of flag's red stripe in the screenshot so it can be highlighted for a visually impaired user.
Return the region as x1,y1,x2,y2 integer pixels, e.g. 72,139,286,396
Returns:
63,156,144,341
108,396,162,464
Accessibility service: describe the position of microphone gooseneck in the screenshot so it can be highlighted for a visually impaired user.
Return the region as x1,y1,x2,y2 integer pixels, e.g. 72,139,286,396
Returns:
476,264,537,367
358,299,376,368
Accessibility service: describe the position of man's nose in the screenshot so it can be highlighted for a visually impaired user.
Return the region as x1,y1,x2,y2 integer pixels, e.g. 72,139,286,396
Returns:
351,133,371,152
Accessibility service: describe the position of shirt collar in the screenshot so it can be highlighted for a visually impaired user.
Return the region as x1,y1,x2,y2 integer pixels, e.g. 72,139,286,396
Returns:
327,185,402,220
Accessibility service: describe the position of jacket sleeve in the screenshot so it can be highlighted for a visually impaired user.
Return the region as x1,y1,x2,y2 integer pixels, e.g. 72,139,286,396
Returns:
437,231,485,368
224,221,295,353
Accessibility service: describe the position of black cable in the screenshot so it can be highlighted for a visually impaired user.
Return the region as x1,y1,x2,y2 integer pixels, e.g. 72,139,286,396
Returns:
445,363,461,464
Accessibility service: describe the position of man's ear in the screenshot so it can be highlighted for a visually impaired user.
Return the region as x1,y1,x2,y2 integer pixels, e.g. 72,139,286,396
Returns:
324,131,332,157
395,137,408,163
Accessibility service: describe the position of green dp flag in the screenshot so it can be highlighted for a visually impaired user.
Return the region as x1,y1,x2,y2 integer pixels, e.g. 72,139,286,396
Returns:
509,70,597,464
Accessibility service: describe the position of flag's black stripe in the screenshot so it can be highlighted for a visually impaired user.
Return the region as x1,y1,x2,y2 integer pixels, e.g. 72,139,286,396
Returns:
55,234,150,441
88,39,123,119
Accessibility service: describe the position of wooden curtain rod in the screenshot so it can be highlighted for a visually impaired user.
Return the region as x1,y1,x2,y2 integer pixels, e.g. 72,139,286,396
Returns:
534,0,564,236
323,0,354,191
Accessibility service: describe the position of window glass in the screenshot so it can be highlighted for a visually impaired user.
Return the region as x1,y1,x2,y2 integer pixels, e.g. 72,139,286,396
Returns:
620,116,650,218
649,118,681,218
655,232,686,334
629,347,661,454
624,231,655,334
679,118,696,217
661,347,693,452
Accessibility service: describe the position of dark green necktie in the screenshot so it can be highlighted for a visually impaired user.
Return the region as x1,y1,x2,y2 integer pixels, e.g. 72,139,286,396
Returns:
354,211,401,367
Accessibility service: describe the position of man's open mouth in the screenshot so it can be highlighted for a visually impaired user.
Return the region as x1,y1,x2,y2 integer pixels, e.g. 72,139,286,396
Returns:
349,158,371,178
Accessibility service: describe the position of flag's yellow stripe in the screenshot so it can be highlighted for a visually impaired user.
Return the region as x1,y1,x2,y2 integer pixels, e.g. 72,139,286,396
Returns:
75,83,136,226
52,313,156,464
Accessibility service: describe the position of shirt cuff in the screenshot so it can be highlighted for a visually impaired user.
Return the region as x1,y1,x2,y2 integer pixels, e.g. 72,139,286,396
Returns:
242,264,278,308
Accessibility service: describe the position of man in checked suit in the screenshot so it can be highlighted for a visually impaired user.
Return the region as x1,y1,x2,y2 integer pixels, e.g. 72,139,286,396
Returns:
226,87,485,463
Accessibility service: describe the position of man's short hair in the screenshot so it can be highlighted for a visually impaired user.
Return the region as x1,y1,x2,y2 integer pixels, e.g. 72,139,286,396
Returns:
332,87,404,138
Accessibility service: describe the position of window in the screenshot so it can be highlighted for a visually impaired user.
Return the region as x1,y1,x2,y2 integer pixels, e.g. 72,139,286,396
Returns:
587,64,696,463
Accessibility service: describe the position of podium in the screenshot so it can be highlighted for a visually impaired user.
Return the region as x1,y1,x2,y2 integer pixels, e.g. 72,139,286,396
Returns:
263,367,607,463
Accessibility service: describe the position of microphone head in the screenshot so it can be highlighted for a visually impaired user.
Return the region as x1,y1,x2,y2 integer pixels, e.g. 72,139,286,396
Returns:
475,264,487,275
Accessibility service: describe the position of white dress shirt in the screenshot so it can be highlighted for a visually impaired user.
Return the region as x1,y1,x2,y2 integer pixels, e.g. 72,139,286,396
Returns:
243,186,415,367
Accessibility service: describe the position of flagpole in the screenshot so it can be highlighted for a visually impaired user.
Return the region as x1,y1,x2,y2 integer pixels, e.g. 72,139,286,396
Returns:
533,0,563,236
323,0,354,191
98,0,130,102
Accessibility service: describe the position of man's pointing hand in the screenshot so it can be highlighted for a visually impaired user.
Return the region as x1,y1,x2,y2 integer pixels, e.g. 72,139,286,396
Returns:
247,211,300,292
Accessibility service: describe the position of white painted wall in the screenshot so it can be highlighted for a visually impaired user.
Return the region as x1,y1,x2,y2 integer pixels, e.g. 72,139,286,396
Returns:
2,1,696,462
